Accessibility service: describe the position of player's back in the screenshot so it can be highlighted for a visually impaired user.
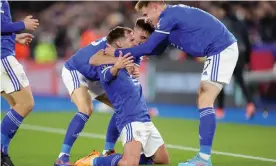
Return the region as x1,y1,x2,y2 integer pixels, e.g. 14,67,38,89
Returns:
1,1,16,58
163,4,236,57
98,66,150,131
64,37,107,81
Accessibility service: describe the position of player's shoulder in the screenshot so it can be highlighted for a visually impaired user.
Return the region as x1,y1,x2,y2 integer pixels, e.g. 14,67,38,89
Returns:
167,4,201,13
91,37,107,47
161,4,188,19
81,37,107,53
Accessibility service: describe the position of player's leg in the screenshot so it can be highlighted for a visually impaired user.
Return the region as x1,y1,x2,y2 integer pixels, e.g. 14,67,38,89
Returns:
143,122,169,165
74,140,141,166
215,89,225,119
102,113,120,155
74,122,145,166
1,56,34,166
179,43,239,166
150,145,169,164
100,123,142,166
55,68,92,166
95,92,121,155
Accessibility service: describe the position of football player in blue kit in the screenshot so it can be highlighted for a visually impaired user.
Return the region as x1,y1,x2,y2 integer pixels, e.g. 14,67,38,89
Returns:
54,19,158,166
104,1,239,166
1,1,39,165
73,27,169,166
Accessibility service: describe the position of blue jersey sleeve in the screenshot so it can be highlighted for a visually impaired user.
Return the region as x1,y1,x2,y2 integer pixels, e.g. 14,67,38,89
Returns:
1,21,25,33
115,32,169,58
99,65,115,83
1,3,25,33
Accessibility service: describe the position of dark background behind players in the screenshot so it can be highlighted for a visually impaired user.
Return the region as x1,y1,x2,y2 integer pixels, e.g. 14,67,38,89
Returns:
7,1,276,116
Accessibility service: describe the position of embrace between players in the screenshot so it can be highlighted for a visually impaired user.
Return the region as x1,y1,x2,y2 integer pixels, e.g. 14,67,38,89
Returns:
1,1,239,166
56,18,169,166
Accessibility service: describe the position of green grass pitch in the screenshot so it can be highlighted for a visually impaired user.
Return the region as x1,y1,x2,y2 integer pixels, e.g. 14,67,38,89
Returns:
2,112,276,166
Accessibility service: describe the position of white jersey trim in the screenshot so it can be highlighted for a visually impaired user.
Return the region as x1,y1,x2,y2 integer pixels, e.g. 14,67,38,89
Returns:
155,30,170,34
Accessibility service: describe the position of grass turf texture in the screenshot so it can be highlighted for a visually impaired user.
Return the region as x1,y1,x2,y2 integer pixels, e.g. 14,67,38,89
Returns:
1,112,276,166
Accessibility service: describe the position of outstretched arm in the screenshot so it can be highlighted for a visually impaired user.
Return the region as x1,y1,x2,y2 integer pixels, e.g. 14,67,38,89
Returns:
114,32,169,58
90,50,133,66
106,12,175,58
1,21,25,33
89,50,117,66
1,14,39,33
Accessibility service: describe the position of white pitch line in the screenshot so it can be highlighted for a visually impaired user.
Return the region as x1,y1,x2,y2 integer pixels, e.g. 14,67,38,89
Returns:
21,124,276,163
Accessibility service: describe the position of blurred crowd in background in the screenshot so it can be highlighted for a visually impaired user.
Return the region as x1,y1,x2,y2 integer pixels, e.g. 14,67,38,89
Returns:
10,1,276,63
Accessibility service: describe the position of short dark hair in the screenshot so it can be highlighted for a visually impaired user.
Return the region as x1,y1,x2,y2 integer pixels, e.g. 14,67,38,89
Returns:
135,0,164,11
106,26,133,44
135,18,154,34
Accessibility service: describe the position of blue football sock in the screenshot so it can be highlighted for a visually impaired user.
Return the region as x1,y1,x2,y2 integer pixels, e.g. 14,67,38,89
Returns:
93,154,122,166
104,113,120,150
139,154,153,165
1,109,24,155
199,107,216,155
60,112,89,155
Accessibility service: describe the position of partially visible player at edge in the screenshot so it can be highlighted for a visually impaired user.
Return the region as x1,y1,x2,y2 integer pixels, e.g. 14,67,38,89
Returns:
54,19,155,166
74,27,169,166
104,1,238,166
1,1,39,166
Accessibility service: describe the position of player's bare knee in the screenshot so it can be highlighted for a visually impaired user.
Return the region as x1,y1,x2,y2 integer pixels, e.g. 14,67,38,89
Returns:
21,99,34,113
16,95,34,115
78,106,93,116
198,81,222,108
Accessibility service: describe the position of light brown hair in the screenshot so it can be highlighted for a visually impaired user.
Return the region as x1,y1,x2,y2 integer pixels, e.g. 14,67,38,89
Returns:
135,0,164,11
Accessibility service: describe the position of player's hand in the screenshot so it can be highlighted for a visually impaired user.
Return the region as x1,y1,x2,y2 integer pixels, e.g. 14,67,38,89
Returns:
23,15,39,31
15,33,34,45
114,51,133,69
105,44,116,56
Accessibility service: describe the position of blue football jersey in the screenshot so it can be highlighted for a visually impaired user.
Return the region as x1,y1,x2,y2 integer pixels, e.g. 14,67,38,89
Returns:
97,65,150,132
115,4,237,58
1,0,25,58
64,37,107,81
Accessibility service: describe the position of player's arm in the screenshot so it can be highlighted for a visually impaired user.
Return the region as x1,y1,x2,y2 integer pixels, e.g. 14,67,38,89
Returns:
90,50,133,66
151,38,170,55
1,14,39,33
1,20,25,33
90,50,117,66
0,2,23,33
109,32,169,58
106,14,175,58
15,33,34,45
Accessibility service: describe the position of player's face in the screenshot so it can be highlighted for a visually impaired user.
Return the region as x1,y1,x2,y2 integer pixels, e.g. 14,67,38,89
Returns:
118,32,135,48
140,4,160,27
132,27,150,46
